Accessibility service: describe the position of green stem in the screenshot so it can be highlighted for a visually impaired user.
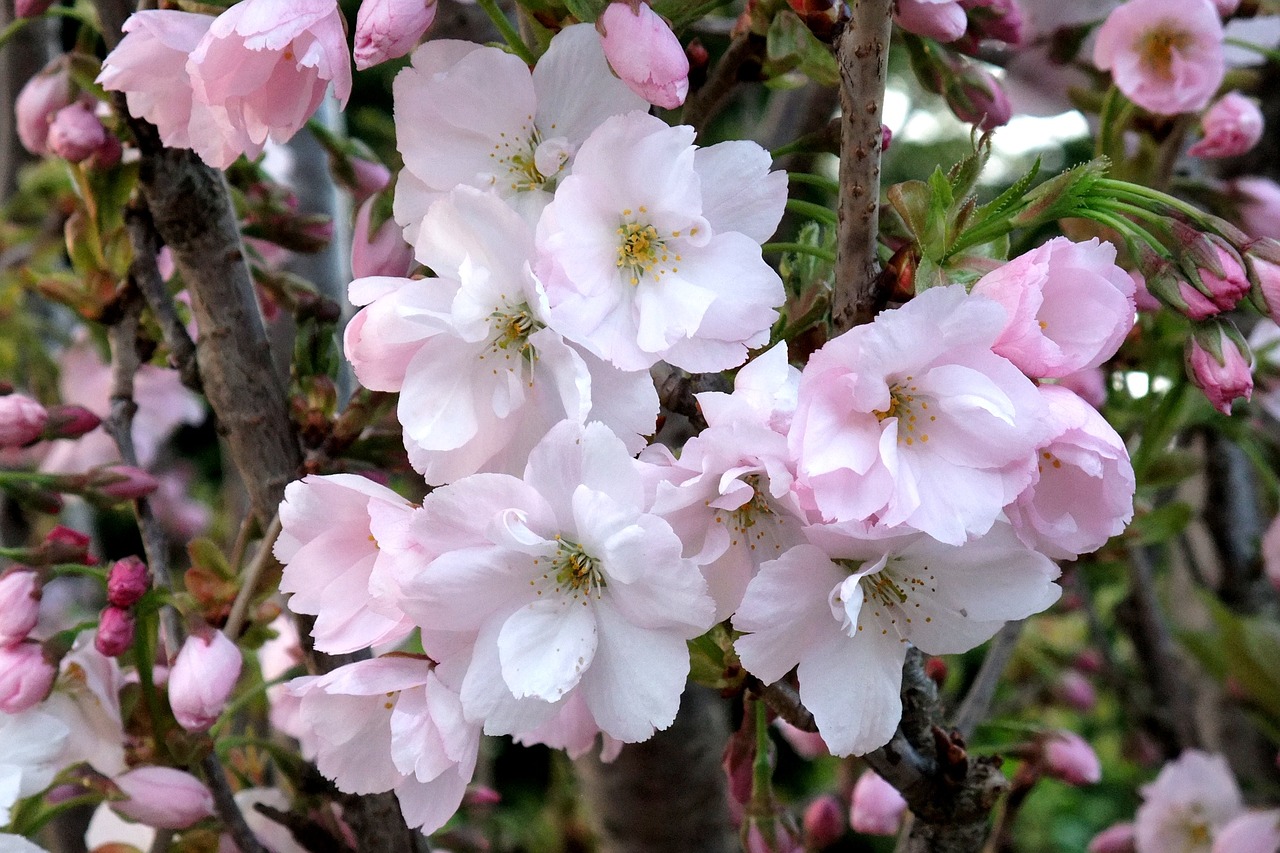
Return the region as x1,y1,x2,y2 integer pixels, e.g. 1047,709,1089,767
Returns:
475,0,538,65
786,198,838,225
762,242,836,263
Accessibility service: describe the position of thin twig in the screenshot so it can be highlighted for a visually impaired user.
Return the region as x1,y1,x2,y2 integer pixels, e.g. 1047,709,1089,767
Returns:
952,621,1024,740
201,753,268,853
832,0,893,333
224,513,282,640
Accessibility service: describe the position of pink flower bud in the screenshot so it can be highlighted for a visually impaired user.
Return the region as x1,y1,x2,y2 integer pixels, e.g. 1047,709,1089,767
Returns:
354,0,438,70
0,393,48,447
1088,822,1136,853
1042,731,1102,786
599,2,690,110
15,59,72,155
0,569,41,647
1189,92,1264,159
0,641,56,712
42,404,101,440
107,556,150,608
169,630,242,731
95,606,136,657
1186,321,1253,415
1057,670,1098,712
15,0,56,17
802,795,845,849
47,102,108,164
849,771,907,836
112,767,215,829
351,197,414,279
93,465,160,500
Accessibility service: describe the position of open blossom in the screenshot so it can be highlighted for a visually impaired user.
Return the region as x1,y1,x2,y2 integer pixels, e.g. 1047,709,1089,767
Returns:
1135,751,1244,853
598,2,690,109
354,0,437,70
1188,92,1264,158
393,24,646,237
1093,0,1225,116
789,285,1050,546
288,656,480,834
971,237,1136,379
1005,385,1134,560
395,421,716,743
344,188,657,484
538,110,787,372
734,523,1059,755
276,474,416,654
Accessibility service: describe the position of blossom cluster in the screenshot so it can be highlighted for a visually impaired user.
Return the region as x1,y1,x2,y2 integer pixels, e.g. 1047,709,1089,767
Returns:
258,21,1142,835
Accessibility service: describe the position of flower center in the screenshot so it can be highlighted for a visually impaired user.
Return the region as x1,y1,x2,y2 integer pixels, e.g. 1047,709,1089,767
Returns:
544,537,606,603
873,376,935,447
615,207,684,285
1138,25,1192,79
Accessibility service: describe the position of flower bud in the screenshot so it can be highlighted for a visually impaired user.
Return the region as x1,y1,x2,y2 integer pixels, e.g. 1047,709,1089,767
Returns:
169,629,242,731
107,556,150,608
112,767,215,829
0,641,56,712
95,606,136,657
0,569,41,647
15,58,72,155
1042,731,1102,786
599,2,690,109
849,771,906,836
92,465,160,501
1185,320,1253,415
1088,822,1136,853
354,0,438,70
1188,92,1263,159
802,795,844,849
0,393,48,447
42,404,101,440
47,102,108,164
351,197,414,279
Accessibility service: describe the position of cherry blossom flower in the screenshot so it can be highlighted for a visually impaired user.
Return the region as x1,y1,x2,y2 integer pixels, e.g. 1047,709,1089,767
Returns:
288,655,480,834
788,284,1050,545
0,708,69,826
1004,385,1134,560
971,237,1136,379
395,420,716,743
598,2,690,109
183,0,351,168
1093,0,1225,116
733,523,1059,755
344,188,657,484
1188,91,1264,158
1134,750,1243,853
393,24,646,237
276,473,417,654
538,110,786,372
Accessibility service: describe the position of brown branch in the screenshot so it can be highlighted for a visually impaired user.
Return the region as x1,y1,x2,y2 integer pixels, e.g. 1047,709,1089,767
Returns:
832,0,892,333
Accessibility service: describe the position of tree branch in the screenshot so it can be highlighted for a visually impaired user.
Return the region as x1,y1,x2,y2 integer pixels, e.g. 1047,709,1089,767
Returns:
832,1,892,332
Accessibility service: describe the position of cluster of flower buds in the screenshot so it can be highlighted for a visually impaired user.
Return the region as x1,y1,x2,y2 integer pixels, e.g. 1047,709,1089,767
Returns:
0,567,54,713
94,556,150,657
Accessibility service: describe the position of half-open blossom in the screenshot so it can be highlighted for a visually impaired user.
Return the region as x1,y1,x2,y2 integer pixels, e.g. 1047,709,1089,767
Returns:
1093,0,1225,116
850,771,907,835
789,284,1050,545
288,656,481,834
896,0,968,41
0,394,48,448
354,0,437,70
345,187,657,483
393,24,646,237
1135,751,1243,853
598,2,690,109
734,523,1059,755
971,237,1136,379
0,570,40,647
276,474,416,654
1188,91,1264,158
111,767,214,829
169,630,241,731
185,0,351,168
538,110,787,372
1005,385,1134,560
396,420,716,743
